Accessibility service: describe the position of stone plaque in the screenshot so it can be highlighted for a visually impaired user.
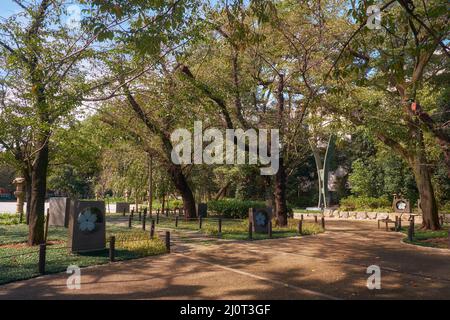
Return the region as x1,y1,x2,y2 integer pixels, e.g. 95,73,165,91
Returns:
249,208,272,233
393,197,411,213
49,197,70,227
68,200,106,253
116,202,130,214
197,203,208,218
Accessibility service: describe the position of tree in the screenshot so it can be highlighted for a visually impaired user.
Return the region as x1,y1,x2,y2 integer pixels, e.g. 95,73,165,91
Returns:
323,0,449,229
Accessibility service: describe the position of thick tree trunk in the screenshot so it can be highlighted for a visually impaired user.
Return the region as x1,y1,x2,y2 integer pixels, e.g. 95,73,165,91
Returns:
411,155,440,230
167,163,196,219
274,157,288,226
28,140,49,246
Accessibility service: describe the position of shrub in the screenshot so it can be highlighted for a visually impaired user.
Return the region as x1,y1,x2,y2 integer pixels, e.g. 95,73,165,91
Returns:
339,195,391,212
208,199,293,218
0,214,23,226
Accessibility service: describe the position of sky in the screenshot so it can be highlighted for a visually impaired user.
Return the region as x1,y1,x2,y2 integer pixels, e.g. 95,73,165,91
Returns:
0,1,20,18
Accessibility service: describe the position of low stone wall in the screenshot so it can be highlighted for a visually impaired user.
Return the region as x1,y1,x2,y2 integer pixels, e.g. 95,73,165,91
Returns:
294,210,450,224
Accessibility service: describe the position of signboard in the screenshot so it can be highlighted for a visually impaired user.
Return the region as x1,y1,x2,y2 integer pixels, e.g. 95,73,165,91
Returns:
249,208,272,233
68,201,106,253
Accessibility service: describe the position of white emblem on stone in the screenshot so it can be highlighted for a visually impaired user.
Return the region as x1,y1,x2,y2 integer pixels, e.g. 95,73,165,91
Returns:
78,209,98,232
255,212,266,226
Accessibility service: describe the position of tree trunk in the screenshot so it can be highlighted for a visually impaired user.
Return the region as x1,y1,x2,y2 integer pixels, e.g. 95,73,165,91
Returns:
411,155,440,230
274,157,288,226
167,163,196,219
28,140,49,246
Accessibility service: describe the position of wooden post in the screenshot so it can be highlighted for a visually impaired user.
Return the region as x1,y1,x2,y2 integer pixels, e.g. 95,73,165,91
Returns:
142,212,147,230
109,236,116,262
408,221,414,242
301,214,304,221
385,220,389,231
398,217,402,230
321,217,325,229
122,208,125,217
199,216,203,229
248,222,253,240
128,214,132,228
448,228,450,249
156,212,160,224
165,231,171,253
314,215,318,223
44,209,50,243
218,218,222,237
148,154,153,219
440,215,444,226
131,209,134,218
268,220,272,238
175,216,179,227
298,220,303,235
150,219,155,239
38,243,46,275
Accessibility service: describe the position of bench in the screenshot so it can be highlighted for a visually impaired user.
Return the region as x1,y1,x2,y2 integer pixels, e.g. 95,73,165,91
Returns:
377,217,399,231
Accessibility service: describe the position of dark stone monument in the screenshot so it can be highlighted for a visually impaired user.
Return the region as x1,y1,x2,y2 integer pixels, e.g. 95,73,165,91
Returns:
49,197,70,227
116,202,130,214
392,194,411,213
249,208,272,233
197,203,208,218
68,200,106,253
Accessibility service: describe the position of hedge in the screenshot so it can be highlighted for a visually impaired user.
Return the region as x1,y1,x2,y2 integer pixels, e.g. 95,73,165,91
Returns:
208,199,293,219
339,195,392,212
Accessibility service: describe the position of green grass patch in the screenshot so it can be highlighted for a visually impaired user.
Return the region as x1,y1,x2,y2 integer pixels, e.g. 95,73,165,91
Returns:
0,224,166,285
400,224,449,249
155,216,323,240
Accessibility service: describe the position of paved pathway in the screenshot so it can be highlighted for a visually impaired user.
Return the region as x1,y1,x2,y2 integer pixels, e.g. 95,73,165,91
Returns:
1,219,449,299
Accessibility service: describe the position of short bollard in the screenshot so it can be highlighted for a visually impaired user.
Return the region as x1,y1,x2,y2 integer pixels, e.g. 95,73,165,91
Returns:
398,218,402,230
321,217,325,229
218,218,222,237
150,220,155,239
156,212,160,224
39,243,46,275
165,231,171,253
128,215,132,228
109,236,116,262
175,216,179,227
122,208,126,217
166,208,169,217
131,209,134,218
138,211,142,221
395,216,399,231
44,209,50,243
268,220,272,238
298,220,303,235
301,214,304,221
142,212,147,230
248,222,253,240
199,217,203,229
314,215,318,223
408,221,414,242
448,228,450,249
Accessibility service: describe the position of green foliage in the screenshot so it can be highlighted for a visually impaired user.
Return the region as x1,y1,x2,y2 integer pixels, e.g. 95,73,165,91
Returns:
348,153,418,203
0,214,24,226
208,199,267,218
339,195,391,212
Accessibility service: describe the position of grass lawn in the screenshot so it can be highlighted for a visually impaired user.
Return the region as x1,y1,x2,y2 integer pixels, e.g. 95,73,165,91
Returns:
153,216,324,240
0,216,167,285
401,224,449,249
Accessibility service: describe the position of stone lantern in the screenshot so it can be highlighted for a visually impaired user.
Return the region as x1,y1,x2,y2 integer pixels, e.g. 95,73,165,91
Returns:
12,177,26,216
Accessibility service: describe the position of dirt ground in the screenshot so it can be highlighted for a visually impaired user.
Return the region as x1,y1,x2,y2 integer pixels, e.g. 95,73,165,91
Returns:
1,219,449,300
